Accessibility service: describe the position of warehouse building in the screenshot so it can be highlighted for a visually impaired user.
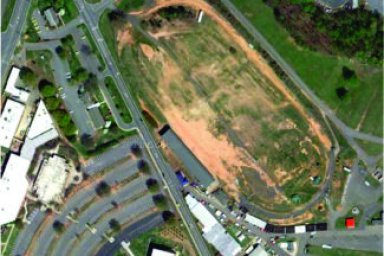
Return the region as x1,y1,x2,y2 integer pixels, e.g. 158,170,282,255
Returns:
244,213,267,230
185,194,241,256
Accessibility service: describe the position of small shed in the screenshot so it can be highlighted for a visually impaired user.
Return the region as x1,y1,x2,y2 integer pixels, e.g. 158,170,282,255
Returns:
44,8,59,27
345,217,355,229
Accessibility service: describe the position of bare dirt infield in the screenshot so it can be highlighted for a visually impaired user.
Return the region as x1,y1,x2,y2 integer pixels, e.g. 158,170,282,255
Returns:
114,0,331,212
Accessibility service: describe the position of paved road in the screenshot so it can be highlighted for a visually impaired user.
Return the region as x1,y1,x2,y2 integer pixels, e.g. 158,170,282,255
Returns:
70,194,154,256
13,156,136,255
95,212,164,256
82,136,141,174
1,0,32,81
74,1,211,255
34,174,146,255
13,211,46,256
309,225,383,252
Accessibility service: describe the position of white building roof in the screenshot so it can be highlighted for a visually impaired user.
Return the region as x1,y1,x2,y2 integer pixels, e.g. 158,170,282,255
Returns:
21,101,58,161
151,249,176,256
245,213,267,229
295,225,306,234
185,195,241,256
5,67,30,103
0,154,30,225
185,194,218,231
34,155,68,203
249,245,268,256
0,99,25,148
27,100,56,139
203,223,242,256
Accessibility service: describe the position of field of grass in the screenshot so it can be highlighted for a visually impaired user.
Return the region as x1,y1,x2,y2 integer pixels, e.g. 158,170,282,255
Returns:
26,50,54,81
356,139,383,156
104,76,132,123
230,0,383,137
1,0,16,31
117,0,146,12
99,10,119,62
1,223,21,256
307,245,381,256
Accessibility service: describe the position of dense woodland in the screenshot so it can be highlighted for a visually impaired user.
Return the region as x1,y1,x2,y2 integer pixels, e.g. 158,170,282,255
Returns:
266,0,383,64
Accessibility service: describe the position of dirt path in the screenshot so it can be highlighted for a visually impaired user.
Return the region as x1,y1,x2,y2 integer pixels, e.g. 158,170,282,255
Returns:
141,0,331,150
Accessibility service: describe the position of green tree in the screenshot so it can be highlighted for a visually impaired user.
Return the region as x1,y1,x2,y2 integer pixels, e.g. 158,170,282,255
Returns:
137,159,150,174
52,220,65,234
95,181,111,197
153,194,167,210
109,218,121,233
45,97,61,110
40,83,56,98
63,122,77,136
55,45,66,59
58,113,71,128
146,178,160,193
19,66,38,86
130,143,142,156
162,211,176,224
74,67,89,83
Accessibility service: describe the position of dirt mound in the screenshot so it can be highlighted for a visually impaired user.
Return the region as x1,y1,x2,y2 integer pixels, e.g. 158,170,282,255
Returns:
117,24,134,54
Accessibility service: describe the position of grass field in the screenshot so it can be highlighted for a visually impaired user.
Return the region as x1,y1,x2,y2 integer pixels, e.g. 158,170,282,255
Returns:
99,7,330,212
104,76,132,123
1,0,16,32
117,0,146,12
356,139,383,156
1,223,21,256
307,245,381,256
230,0,383,137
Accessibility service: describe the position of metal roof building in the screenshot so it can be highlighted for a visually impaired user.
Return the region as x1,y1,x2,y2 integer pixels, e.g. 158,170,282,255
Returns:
0,99,25,149
185,194,241,256
244,213,267,230
4,66,30,103
249,245,268,256
21,100,59,160
0,154,30,225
